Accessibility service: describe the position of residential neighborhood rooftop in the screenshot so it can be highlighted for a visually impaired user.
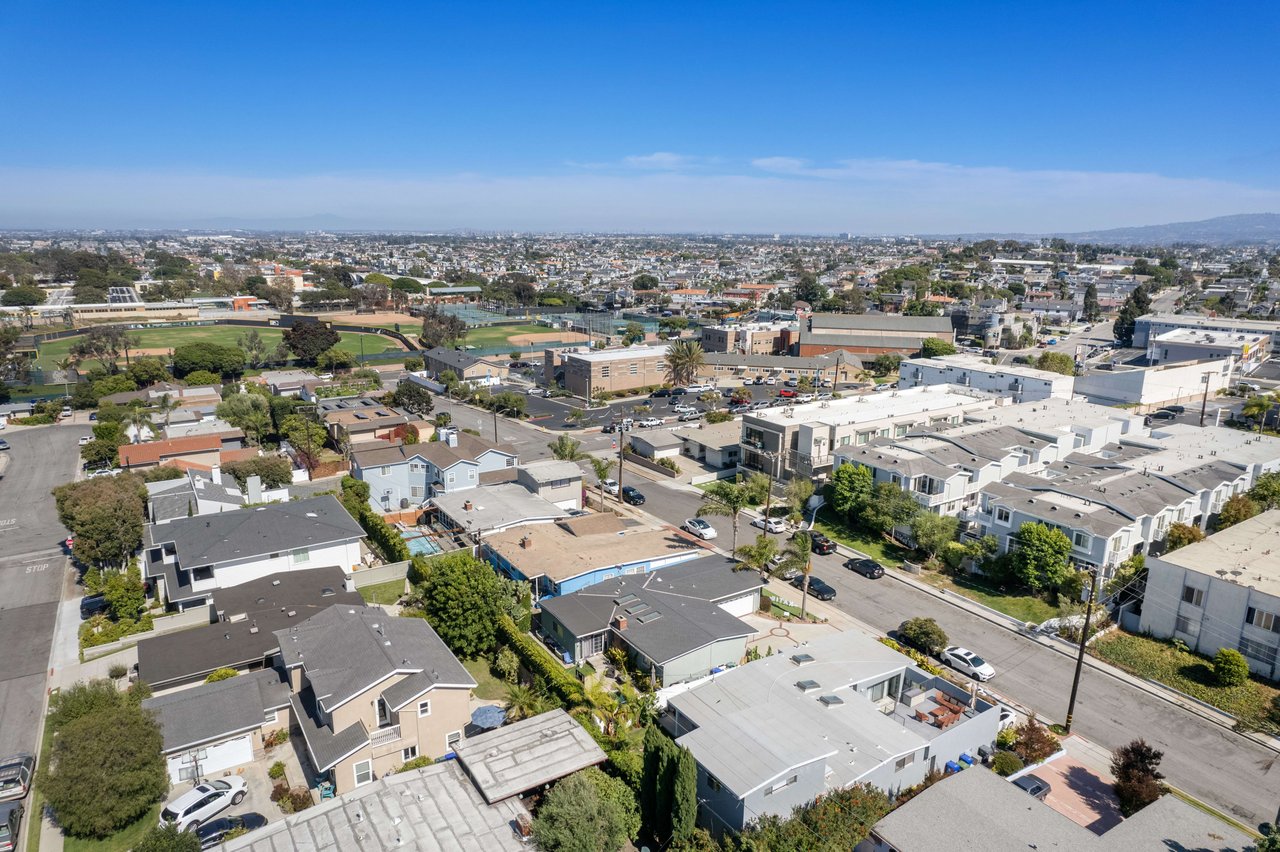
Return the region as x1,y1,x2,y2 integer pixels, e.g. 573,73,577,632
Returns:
431,482,566,532
1152,509,1280,597
454,709,607,803
483,516,704,583
142,669,290,753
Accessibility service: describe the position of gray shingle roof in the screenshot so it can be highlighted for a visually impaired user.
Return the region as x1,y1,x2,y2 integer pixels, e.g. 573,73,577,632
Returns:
142,669,291,753
275,606,474,713
290,689,369,772
453,709,606,803
147,495,365,568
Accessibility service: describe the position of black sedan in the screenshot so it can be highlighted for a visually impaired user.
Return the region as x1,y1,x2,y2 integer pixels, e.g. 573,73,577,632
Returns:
845,557,885,579
790,574,836,600
196,813,268,849
621,486,646,506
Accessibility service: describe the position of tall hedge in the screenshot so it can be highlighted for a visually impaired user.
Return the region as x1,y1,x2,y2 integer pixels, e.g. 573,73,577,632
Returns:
496,615,585,707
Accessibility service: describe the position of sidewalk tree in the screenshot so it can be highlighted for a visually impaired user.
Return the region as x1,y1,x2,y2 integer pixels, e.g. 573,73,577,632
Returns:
1242,393,1278,434
1083,283,1102,322
53,475,147,568
697,477,753,554
734,533,779,574
827,463,873,517
910,512,958,560
898,617,948,656
784,477,814,525
391,381,435,416
1012,716,1059,764
663,339,705,387
1009,522,1073,594
588,456,615,511
1111,738,1164,816
861,482,920,537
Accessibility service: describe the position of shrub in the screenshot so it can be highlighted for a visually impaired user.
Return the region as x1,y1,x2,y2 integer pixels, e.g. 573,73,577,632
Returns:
606,747,644,791
1214,647,1250,687
876,636,943,675
107,663,128,680
205,667,238,683
496,615,585,707
268,761,286,780
395,755,434,773
898,617,948,656
263,729,289,749
991,751,1024,777
495,646,520,683
1111,738,1164,815
1012,716,1059,765
995,726,1017,750
657,457,680,473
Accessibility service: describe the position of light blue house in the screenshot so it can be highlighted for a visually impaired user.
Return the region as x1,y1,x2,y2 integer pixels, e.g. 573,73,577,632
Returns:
349,428,518,511
482,514,707,601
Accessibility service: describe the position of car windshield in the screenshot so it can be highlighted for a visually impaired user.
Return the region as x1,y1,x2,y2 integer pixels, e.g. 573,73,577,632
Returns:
209,780,230,791
690,520,706,528
161,807,179,822
969,655,987,667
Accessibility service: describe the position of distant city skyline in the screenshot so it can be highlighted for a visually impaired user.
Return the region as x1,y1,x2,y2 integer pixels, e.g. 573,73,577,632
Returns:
4,1,1277,231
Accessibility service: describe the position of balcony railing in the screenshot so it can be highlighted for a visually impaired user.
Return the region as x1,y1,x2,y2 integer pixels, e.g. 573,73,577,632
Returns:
369,725,401,748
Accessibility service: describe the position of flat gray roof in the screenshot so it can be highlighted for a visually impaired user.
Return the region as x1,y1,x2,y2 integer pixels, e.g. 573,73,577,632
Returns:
222,760,529,852
431,483,566,532
454,709,606,803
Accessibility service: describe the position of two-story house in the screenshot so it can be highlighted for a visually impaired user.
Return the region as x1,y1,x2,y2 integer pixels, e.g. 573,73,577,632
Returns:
277,605,476,794
350,428,518,511
145,495,366,609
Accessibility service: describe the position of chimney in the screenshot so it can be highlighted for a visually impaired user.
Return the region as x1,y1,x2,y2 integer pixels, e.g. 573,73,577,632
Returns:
246,475,263,503
463,500,473,512
520,534,531,549
613,615,627,631
210,465,222,485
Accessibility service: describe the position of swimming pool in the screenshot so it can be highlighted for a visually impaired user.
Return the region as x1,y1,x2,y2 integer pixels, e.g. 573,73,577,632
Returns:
400,531,443,557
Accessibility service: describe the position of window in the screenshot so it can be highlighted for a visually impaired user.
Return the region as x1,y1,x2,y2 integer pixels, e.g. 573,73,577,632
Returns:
410,463,423,472
995,507,1011,524
895,424,909,438
1073,531,1090,549
601,365,611,378
446,731,462,751
410,486,423,498
895,753,916,772
401,745,418,762
376,698,391,728
381,466,390,476
467,470,475,480
506,457,516,467
707,774,722,792
447,472,455,484
1239,637,1277,667
1182,586,1204,607
417,700,431,717
291,548,310,565
629,363,638,375
1175,614,1192,634
765,775,799,796
1247,607,1280,633
265,710,277,724
353,760,373,787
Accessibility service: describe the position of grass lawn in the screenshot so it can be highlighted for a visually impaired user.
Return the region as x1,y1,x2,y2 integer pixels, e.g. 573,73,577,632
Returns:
36,326,402,370
916,572,1059,624
811,507,911,566
462,323,555,349
463,658,510,701
1091,630,1280,730
61,804,162,852
357,579,406,606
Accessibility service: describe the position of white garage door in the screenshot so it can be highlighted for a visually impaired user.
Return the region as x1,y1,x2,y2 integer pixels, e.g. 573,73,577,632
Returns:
167,734,254,783
719,593,756,618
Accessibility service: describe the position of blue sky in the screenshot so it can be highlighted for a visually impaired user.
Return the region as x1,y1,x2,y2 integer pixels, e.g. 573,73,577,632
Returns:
4,1,1278,232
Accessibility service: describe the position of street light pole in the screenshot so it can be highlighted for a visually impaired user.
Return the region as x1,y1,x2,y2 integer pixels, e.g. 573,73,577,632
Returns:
1199,371,1213,427
1064,566,1099,734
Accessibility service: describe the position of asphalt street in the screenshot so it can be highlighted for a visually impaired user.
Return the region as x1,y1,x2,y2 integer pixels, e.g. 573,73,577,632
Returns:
0,424,87,757
628,475,1280,825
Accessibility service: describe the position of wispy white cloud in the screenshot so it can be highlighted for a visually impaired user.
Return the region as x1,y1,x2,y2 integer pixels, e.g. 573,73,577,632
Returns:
1,159,1276,233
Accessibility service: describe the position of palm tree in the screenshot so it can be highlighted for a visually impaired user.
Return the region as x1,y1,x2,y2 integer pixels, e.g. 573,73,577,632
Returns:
779,533,814,620
126,408,153,444
503,683,545,722
153,393,179,432
664,340,705,388
734,533,778,574
547,435,586,461
1242,393,1277,435
587,456,616,511
697,477,752,556
584,679,626,737
54,356,77,400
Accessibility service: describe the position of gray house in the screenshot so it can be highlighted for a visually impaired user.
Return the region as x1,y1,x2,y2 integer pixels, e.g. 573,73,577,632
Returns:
350,429,518,511
538,555,759,683
665,631,1000,834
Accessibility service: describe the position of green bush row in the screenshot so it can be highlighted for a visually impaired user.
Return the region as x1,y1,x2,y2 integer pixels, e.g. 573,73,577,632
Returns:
877,636,944,676
496,614,585,707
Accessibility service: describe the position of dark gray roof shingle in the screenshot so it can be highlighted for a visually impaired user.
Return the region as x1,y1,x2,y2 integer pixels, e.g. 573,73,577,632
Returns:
143,669,291,753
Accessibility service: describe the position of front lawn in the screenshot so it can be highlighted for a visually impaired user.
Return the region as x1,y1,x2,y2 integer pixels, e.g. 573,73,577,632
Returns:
358,579,406,606
463,657,510,701
62,804,162,852
811,507,910,565
917,572,1059,624
1091,631,1280,730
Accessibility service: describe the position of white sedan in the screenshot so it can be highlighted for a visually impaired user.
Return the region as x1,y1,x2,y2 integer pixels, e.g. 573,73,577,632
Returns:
941,646,996,681
750,517,787,534
78,435,93,446
600,478,620,495
681,518,718,540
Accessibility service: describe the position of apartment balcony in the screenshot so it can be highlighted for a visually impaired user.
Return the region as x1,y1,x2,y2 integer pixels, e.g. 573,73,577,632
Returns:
369,725,402,749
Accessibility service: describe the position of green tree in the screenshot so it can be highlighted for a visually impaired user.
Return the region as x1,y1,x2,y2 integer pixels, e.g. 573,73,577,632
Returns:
415,551,513,658
663,340,705,387
793,272,827,305
391,381,435,416
237,329,268,369
418,304,469,349
280,414,327,471
632,273,660,291
1250,471,1280,510
827,463,873,517
1218,494,1259,530
861,482,920,536
222,457,294,490
910,512,959,559
125,357,170,387
920,337,957,357
1,284,46,306
134,823,201,852
1034,351,1076,376
1013,715,1059,764
316,346,356,372
181,369,223,387
1213,647,1250,687
783,477,814,525
103,563,146,621
588,456,615,512
734,532,779,574
696,478,753,556
503,683,545,721
898,617,948,655
217,393,273,446
1242,393,1277,434
532,768,638,852
391,276,424,294
548,434,587,461
38,681,168,838
282,321,341,364
1083,283,1102,322
621,321,646,345
670,747,697,843
1009,522,1073,593
872,352,904,376
738,783,889,851
992,751,1024,777
53,476,146,567
1164,522,1205,552
1111,739,1164,816
172,342,245,378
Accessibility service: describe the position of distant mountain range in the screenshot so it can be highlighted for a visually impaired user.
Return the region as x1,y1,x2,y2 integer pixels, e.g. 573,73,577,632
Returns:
943,213,1280,247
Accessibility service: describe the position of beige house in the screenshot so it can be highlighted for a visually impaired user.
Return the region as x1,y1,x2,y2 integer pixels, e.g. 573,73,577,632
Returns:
561,345,670,397
277,605,475,795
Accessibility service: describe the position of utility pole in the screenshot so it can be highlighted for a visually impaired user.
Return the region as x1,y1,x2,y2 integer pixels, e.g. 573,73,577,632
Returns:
1064,567,1099,734
617,423,626,496
1199,370,1213,427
